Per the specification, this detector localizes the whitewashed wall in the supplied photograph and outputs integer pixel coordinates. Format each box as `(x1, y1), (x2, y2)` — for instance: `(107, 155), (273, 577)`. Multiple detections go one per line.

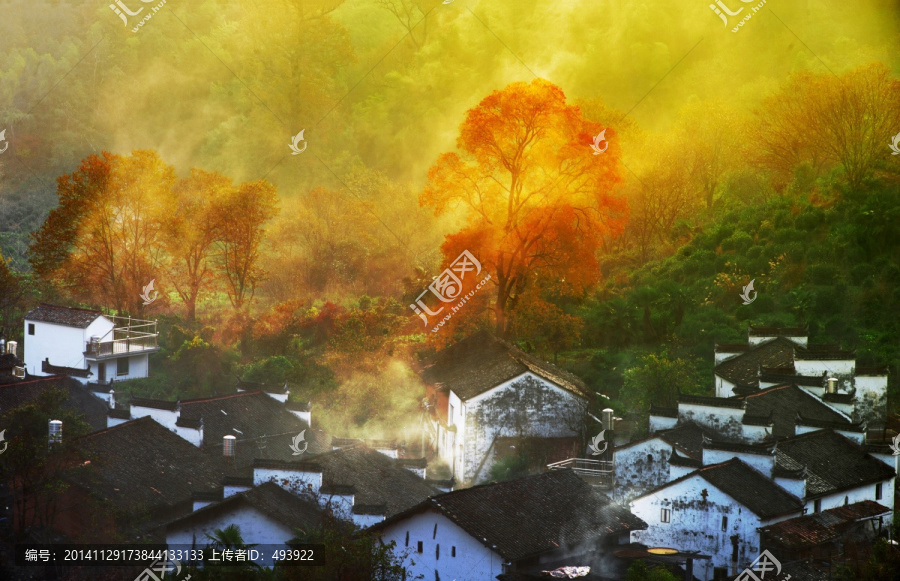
(378, 509), (506, 581)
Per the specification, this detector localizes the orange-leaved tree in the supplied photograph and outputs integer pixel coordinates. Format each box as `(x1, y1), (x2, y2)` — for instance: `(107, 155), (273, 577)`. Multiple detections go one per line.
(421, 79), (627, 338)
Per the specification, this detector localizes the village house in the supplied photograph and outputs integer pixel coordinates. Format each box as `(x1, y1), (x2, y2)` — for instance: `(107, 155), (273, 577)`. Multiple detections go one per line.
(371, 469), (646, 581)
(164, 482), (326, 567)
(714, 325), (887, 426)
(22, 303), (159, 385)
(759, 499), (891, 564)
(0, 374), (109, 432)
(420, 331), (590, 484)
(45, 416), (223, 542)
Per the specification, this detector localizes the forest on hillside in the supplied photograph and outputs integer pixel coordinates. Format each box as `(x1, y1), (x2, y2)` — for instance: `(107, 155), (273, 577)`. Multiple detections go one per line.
(1, 0), (899, 441)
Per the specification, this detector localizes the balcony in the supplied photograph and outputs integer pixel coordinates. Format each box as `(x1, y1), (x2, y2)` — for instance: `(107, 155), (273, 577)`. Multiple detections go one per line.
(547, 457), (615, 489)
(84, 315), (159, 360)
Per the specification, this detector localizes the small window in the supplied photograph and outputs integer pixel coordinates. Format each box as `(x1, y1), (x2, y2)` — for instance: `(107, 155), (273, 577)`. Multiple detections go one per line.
(814, 499), (821, 513)
(117, 357), (130, 376)
(28, 323), (35, 335)
(435, 544), (440, 560)
(451, 546), (456, 557)
(876, 483), (883, 500)
(844, 496), (849, 506)
(405, 531), (409, 547)
(721, 516), (728, 531)
(646, 454), (653, 464)
(661, 508), (671, 523)
(417, 541), (423, 554)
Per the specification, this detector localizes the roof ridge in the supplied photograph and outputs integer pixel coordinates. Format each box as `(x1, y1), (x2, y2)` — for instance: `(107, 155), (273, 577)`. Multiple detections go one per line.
(180, 390), (266, 405)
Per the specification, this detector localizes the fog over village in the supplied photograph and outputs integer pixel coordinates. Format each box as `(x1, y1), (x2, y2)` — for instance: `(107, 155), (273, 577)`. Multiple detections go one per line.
(1, 1), (900, 580)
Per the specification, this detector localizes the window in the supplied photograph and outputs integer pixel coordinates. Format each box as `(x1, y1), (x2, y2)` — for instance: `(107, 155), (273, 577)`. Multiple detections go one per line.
(646, 454), (653, 464)
(660, 508), (671, 523)
(117, 357), (130, 376)
(435, 544), (440, 560)
(417, 541), (423, 554)
(876, 483), (883, 500)
(814, 499), (821, 513)
(721, 516), (728, 531)
(451, 546), (456, 558)
(405, 531), (409, 547)
(844, 496), (849, 506)
(28, 323), (34, 335)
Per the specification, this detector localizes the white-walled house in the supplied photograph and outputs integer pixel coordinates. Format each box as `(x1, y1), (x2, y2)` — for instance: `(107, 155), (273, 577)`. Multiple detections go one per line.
(629, 458), (804, 581)
(421, 331), (589, 484)
(370, 470), (646, 581)
(713, 325), (888, 426)
(23, 304), (158, 385)
(165, 482), (324, 567)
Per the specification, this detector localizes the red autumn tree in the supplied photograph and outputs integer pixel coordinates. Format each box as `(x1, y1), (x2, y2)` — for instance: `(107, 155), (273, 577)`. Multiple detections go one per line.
(421, 79), (627, 338)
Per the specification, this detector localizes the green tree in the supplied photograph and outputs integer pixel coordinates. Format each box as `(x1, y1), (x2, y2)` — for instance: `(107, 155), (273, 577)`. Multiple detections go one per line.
(625, 560), (679, 581)
(622, 351), (704, 410)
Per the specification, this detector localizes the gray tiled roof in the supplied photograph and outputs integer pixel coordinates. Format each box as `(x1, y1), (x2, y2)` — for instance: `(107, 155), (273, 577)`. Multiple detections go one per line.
(24, 303), (103, 328)
(371, 470), (646, 561)
(739, 384), (851, 439)
(0, 375), (108, 431)
(775, 430), (896, 498)
(714, 337), (797, 387)
(420, 330), (589, 401)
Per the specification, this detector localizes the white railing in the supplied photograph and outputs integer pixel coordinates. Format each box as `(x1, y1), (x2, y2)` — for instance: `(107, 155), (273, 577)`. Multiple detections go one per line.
(547, 457), (615, 488)
(85, 316), (158, 357)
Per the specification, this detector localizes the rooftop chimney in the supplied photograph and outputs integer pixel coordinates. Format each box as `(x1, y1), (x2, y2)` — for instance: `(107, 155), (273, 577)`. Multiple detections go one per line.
(223, 435), (236, 457)
(49, 420), (62, 448)
(602, 408), (615, 432)
(826, 377), (838, 394)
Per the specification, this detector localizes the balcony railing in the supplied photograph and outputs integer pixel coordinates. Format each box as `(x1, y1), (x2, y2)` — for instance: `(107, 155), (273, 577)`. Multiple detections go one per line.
(84, 315), (159, 358)
(547, 457), (615, 488)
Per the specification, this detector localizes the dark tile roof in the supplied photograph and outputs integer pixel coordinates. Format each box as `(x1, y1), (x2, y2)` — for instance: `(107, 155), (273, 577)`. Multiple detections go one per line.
(715, 343), (751, 352)
(24, 303), (103, 328)
(637, 458), (803, 519)
(760, 500), (890, 550)
(714, 337), (798, 387)
(823, 392), (853, 404)
(797, 415), (864, 433)
(166, 481), (324, 534)
(694, 459), (803, 519)
(794, 346), (855, 360)
(179, 390), (312, 449)
(855, 366), (889, 376)
(738, 384), (851, 439)
(420, 330), (589, 401)
(0, 375), (108, 432)
(108, 407), (131, 420)
(703, 439), (775, 455)
(252, 446), (440, 519)
(759, 372), (825, 387)
(129, 397), (178, 411)
(775, 430), (896, 498)
(67, 417), (223, 530)
(657, 422), (721, 459)
(668, 452), (702, 468)
(371, 470), (646, 561)
(678, 394), (746, 410)
(42, 359), (92, 378)
(649, 404), (677, 418)
(748, 325), (808, 337)
(205, 427), (333, 478)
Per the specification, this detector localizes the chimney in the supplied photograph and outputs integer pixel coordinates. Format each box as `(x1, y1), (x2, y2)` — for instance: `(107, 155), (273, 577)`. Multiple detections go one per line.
(0, 336), (5, 354)
(7, 341), (17, 357)
(602, 408), (615, 432)
(223, 435), (236, 458)
(826, 377), (838, 394)
(49, 420), (63, 448)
